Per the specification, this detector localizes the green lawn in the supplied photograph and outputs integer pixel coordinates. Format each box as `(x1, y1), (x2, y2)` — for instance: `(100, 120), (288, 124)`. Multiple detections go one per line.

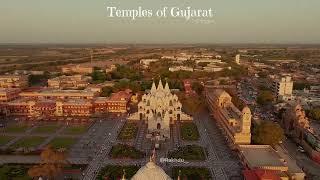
(11, 137), (46, 148)
(0, 136), (15, 146)
(48, 137), (76, 150)
(4, 125), (29, 133)
(172, 167), (211, 179)
(110, 144), (144, 159)
(97, 165), (140, 180)
(118, 123), (138, 140)
(63, 126), (87, 135)
(0, 165), (32, 180)
(168, 145), (206, 161)
(180, 122), (200, 141)
(32, 125), (60, 134)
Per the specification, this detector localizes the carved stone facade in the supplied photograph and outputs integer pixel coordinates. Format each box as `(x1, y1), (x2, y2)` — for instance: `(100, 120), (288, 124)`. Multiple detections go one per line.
(281, 104), (310, 139)
(129, 79), (192, 139)
(205, 88), (252, 145)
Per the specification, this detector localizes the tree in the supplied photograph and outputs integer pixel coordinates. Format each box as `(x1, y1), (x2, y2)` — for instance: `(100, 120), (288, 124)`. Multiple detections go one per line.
(28, 146), (68, 180)
(309, 108), (320, 121)
(28, 72), (50, 86)
(101, 86), (114, 97)
(91, 70), (107, 83)
(253, 121), (284, 147)
(192, 82), (204, 95)
(257, 90), (274, 105)
(293, 82), (310, 90)
(198, 62), (210, 67)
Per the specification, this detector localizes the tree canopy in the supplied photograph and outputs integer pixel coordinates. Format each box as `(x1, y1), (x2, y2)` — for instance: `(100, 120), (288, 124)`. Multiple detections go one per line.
(91, 70), (107, 84)
(309, 108), (320, 121)
(257, 90), (274, 105)
(192, 82), (204, 95)
(253, 121), (284, 147)
(28, 146), (67, 179)
(111, 65), (142, 81)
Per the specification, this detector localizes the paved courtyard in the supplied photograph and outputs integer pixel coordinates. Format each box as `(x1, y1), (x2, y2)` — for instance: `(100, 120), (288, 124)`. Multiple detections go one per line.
(0, 110), (243, 180)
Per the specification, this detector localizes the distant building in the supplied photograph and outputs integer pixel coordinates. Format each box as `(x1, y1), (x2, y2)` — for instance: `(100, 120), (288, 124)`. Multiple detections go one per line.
(19, 89), (98, 100)
(168, 66), (193, 72)
(105, 64), (117, 73)
(202, 63), (225, 72)
(272, 76), (293, 101)
(14, 70), (44, 75)
(195, 59), (222, 64)
(140, 59), (159, 69)
(205, 88), (252, 145)
(62, 64), (93, 74)
(1, 89), (132, 118)
(0, 88), (21, 102)
(0, 75), (29, 88)
(161, 55), (176, 60)
(48, 75), (91, 89)
(235, 54), (241, 65)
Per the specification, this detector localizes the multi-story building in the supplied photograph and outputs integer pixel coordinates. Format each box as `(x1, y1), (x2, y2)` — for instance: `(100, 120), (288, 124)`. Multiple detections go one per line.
(272, 76), (294, 101)
(62, 64), (93, 74)
(0, 88), (21, 102)
(58, 99), (93, 117)
(105, 89), (133, 113)
(140, 59), (159, 69)
(0, 86), (132, 117)
(48, 75), (91, 89)
(202, 63), (226, 72)
(105, 64), (117, 73)
(19, 89), (98, 100)
(195, 59), (222, 64)
(240, 145), (305, 180)
(205, 88), (252, 145)
(0, 75), (28, 88)
(235, 54), (241, 65)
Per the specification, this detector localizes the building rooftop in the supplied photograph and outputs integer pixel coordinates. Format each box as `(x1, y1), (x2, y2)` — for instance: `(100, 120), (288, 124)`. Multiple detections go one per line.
(239, 145), (287, 169)
(0, 88), (21, 93)
(109, 89), (132, 101)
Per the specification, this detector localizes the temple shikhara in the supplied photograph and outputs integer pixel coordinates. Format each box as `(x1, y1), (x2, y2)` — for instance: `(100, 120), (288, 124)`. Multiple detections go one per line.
(129, 79), (192, 140)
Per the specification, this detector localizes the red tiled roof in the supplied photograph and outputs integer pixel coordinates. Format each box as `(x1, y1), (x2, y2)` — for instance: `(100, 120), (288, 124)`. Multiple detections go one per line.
(243, 169), (281, 180)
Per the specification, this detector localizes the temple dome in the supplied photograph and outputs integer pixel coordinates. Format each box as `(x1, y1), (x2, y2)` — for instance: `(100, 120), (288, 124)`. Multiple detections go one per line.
(131, 161), (172, 180)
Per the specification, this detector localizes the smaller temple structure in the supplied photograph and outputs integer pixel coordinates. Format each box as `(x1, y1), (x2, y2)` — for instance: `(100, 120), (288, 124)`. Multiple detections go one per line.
(131, 149), (172, 180)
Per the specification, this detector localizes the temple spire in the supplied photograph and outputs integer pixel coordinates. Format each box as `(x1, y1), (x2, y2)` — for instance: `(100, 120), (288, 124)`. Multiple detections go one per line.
(151, 80), (156, 93)
(177, 170), (181, 180)
(164, 80), (170, 93)
(150, 148), (156, 163)
(121, 169), (126, 180)
(157, 78), (164, 90)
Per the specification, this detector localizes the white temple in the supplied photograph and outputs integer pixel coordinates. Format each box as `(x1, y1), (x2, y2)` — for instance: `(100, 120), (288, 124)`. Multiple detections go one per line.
(128, 79), (192, 139)
(122, 149), (172, 180)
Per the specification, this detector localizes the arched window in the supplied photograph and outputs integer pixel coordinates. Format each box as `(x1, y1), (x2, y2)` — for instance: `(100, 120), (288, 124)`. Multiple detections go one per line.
(157, 123), (161, 129)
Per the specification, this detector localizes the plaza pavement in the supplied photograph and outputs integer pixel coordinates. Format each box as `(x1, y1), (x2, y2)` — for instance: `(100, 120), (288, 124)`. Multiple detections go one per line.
(0, 110), (243, 180)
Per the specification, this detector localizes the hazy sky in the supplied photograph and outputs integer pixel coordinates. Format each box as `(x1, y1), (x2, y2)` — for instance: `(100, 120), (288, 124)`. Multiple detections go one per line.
(1, 0), (319, 44)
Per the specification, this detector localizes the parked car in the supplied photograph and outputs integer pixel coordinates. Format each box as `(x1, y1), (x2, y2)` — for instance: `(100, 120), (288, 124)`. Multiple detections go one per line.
(298, 146), (305, 153)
